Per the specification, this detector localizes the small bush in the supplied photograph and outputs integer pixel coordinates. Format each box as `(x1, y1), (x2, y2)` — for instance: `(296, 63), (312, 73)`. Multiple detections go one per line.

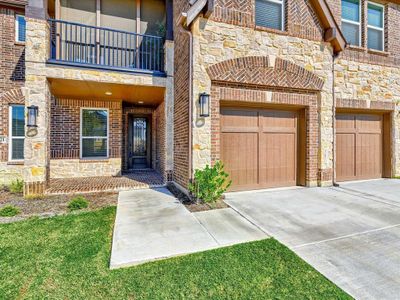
(68, 196), (89, 211)
(0, 205), (20, 217)
(189, 161), (232, 204)
(9, 179), (23, 194)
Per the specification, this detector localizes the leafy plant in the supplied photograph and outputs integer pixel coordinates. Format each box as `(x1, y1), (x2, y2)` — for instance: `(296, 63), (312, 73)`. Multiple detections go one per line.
(68, 196), (89, 211)
(0, 205), (20, 217)
(9, 179), (23, 194)
(189, 161), (232, 204)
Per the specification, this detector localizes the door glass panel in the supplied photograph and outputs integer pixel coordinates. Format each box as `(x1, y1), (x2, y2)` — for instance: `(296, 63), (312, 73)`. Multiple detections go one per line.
(133, 118), (147, 156)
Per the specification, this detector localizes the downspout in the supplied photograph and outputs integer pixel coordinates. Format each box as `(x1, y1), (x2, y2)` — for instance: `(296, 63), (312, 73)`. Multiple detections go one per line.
(178, 15), (194, 184)
(332, 51), (339, 187)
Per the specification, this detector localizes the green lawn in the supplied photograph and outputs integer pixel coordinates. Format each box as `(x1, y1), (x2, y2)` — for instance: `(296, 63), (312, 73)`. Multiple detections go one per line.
(0, 207), (351, 299)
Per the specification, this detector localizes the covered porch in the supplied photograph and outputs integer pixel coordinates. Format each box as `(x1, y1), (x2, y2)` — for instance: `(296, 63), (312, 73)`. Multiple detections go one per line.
(45, 77), (173, 193)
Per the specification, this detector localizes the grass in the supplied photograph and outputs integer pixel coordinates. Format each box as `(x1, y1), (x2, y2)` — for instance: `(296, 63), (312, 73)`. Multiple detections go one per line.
(0, 207), (351, 299)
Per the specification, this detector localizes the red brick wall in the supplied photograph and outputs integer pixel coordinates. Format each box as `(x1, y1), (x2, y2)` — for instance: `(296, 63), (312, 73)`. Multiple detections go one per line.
(0, 5), (25, 162)
(211, 0), (324, 41)
(173, 0), (191, 187)
(50, 98), (122, 159)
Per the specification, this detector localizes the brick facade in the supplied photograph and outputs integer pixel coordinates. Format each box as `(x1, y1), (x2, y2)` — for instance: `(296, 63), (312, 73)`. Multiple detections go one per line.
(0, 5), (25, 163)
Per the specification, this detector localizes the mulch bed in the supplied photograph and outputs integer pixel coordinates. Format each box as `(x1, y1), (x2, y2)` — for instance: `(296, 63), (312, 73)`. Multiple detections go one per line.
(0, 187), (118, 224)
(167, 183), (228, 213)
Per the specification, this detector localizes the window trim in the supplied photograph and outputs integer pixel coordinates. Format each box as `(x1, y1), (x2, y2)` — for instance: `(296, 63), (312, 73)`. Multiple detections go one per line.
(255, 0), (286, 32)
(80, 107), (109, 160)
(367, 1), (385, 51)
(341, 0), (362, 46)
(15, 14), (26, 43)
(8, 105), (25, 162)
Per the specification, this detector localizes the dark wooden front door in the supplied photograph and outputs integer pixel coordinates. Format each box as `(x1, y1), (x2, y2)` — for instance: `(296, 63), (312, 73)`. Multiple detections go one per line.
(129, 116), (151, 169)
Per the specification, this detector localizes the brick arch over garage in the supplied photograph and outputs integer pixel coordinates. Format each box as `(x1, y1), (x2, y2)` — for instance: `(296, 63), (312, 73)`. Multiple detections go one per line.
(0, 88), (25, 162)
(207, 56), (327, 187)
(206, 56), (325, 91)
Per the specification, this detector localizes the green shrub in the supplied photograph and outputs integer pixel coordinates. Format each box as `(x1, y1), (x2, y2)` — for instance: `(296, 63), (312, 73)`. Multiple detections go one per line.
(189, 161), (232, 204)
(9, 179), (23, 194)
(67, 196), (89, 211)
(0, 205), (20, 217)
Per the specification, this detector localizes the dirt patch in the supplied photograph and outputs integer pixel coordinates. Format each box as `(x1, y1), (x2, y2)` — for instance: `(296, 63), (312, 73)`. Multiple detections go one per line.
(167, 183), (228, 213)
(0, 188), (118, 224)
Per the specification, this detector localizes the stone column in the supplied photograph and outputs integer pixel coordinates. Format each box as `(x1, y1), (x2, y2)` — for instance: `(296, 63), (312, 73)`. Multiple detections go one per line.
(24, 1), (50, 195)
(164, 40), (174, 179)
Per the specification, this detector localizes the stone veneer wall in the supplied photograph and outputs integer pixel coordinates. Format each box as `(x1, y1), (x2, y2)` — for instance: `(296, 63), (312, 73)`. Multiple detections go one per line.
(49, 98), (122, 178)
(334, 58), (400, 176)
(191, 17), (334, 185)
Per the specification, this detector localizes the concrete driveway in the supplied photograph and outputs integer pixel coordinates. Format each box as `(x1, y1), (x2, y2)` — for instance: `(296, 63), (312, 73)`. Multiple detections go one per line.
(225, 179), (400, 300)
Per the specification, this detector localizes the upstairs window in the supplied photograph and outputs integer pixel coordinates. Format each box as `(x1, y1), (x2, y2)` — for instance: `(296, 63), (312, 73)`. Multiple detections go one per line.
(367, 2), (384, 51)
(9, 105), (25, 161)
(341, 0), (361, 46)
(81, 109), (108, 159)
(255, 0), (285, 31)
(15, 14), (26, 42)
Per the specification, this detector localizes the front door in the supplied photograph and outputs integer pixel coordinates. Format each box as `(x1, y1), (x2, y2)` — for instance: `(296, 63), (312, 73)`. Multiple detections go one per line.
(129, 116), (151, 169)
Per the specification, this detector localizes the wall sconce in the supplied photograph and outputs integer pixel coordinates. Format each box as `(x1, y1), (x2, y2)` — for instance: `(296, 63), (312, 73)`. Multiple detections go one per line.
(27, 105), (39, 127)
(199, 92), (210, 117)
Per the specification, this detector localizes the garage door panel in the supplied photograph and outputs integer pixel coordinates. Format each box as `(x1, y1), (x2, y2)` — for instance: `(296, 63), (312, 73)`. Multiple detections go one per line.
(262, 110), (296, 130)
(336, 133), (356, 180)
(260, 133), (296, 187)
(336, 113), (383, 182)
(221, 132), (258, 189)
(357, 133), (382, 178)
(221, 107), (298, 190)
(221, 109), (258, 129)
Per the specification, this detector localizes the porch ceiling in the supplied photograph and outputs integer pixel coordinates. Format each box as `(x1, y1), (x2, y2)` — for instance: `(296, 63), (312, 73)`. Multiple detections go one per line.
(48, 78), (165, 106)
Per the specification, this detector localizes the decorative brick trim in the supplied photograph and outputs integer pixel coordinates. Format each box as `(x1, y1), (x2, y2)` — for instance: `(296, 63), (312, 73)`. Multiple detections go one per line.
(206, 56), (324, 91)
(336, 98), (396, 111)
(211, 85), (320, 186)
(0, 87), (25, 162)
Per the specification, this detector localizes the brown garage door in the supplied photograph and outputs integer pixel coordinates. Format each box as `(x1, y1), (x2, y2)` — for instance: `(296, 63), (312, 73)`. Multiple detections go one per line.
(220, 107), (297, 191)
(336, 113), (383, 181)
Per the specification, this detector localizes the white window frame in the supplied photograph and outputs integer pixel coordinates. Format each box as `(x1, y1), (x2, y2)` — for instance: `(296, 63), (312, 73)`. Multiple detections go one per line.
(15, 14), (26, 43)
(80, 107), (109, 159)
(255, 0), (285, 31)
(341, 0), (362, 46)
(8, 105), (25, 162)
(367, 1), (385, 51)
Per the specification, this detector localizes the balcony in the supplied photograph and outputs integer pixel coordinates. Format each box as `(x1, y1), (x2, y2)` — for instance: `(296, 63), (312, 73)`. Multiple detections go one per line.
(48, 19), (165, 75)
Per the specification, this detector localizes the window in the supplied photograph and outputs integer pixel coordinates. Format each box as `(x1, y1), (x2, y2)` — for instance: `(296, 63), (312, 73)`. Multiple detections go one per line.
(81, 108), (108, 158)
(368, 2), (384, 51)
(15, 14), (26, 42)
(9, 105), (25, 161)
(255, 0), (285, 31)
(341, 0), (361, 46)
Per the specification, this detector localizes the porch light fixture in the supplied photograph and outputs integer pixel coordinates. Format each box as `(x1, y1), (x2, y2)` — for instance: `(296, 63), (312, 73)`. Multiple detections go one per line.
(27, 105), (38, 127)
(199, 92), (210, 117)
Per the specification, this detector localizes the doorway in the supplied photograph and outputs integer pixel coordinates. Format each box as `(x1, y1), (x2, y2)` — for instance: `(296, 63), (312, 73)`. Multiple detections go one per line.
(128, 115), (151, 169)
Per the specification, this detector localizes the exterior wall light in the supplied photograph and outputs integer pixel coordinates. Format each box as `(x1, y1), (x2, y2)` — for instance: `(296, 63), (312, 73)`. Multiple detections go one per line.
(27, 105), (39, 127)
(199, 92), (210, 117)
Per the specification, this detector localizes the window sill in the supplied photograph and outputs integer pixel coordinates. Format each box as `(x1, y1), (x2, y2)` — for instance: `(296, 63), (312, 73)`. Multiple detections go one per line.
(79, 158), (109, 163)
(7, 161), (24, 165)
(346, 45), (366, 52)
(367, 49), (389, 56)
(254, 25), (288, 36)
(14, 41), (25, 46)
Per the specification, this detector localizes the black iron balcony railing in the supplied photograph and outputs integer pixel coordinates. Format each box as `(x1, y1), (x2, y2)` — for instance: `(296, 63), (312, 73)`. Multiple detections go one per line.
(48, 19), (165, 74)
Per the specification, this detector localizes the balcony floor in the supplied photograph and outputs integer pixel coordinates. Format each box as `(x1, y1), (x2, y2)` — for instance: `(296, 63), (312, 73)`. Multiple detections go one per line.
(46, 170), (165, 194)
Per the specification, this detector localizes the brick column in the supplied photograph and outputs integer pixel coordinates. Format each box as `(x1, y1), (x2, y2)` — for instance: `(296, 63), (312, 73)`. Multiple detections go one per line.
(164, 40), (174, 178)
(24, 2), (50, 195)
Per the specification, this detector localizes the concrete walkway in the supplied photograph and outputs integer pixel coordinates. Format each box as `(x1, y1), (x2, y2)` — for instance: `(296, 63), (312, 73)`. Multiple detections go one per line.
(225, 179), (400, 300)
(110, 188), (267, 268)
